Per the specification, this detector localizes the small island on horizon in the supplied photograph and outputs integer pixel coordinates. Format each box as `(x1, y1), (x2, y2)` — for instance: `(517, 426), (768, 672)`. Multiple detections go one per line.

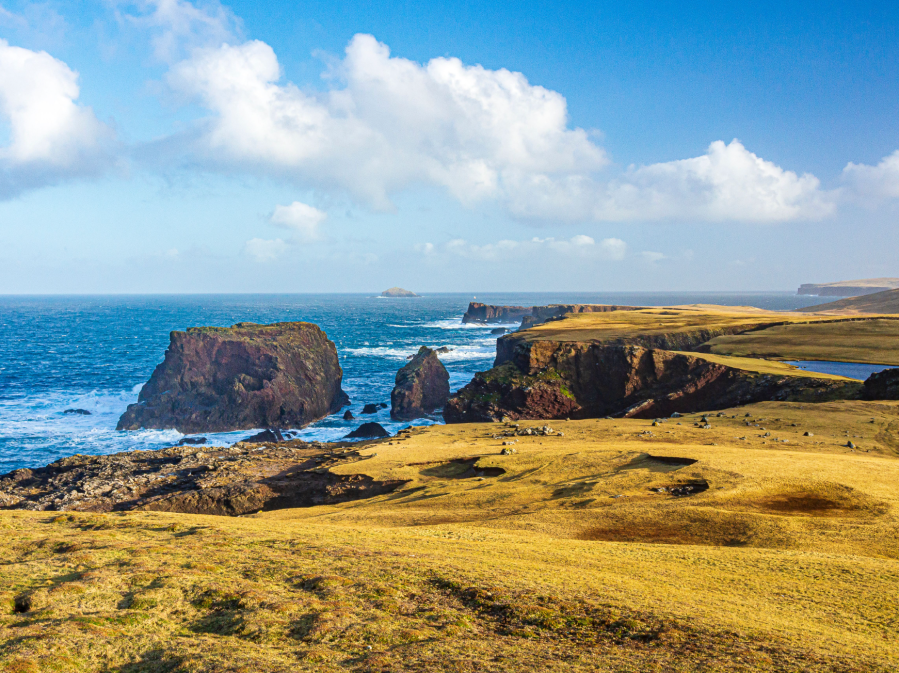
(380, 287), (420, 297)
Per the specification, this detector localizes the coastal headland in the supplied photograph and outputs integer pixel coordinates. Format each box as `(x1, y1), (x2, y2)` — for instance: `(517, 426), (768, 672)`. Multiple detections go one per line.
(2, 302), (899, 671)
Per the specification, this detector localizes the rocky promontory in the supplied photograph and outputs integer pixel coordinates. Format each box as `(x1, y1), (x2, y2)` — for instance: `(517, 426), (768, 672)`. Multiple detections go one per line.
(117, 322), (349, 433)
(391, 346), (450, 420)
(445, 307), (874, 422)
(798, 278), (899, 297)
(461, 302), (532, 324)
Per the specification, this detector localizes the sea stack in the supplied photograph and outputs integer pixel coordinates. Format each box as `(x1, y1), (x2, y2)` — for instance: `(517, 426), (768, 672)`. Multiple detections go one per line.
(390, 346), (450, 420)
(117, 322), (349, 433)
(381, 287), (419, 297)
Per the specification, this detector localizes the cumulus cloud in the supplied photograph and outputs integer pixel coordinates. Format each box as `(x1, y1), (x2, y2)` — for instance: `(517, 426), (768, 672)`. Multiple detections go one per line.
(841, 150), (899, 200)
(114, 0), (241, 62)
(0, 39), (115, 199)
(429, 235), (627, 262)
(506, 140), (833, 222)
(243, 237), (287, 262)
(163, 33), (607, 210)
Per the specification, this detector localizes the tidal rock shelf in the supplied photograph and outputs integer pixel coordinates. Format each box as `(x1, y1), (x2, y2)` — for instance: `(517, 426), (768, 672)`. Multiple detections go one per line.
(0, 440), (405, 516)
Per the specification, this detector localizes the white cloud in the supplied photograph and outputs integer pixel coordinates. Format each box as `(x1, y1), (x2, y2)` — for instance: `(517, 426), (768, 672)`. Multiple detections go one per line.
(0, 39), (115, 199)
(640, 251), (666, 263)
(163, 33), (607, 210)
(437, 235), (626, 262)
(270, 201), (326, 241)
(841, 150), (899, 200)
(507, 140), (833, 222)
(155, 28), (834, 223)
(115, 0), (240, 62)
(243, 237), (287, 262)
(414, 242), (435, 255)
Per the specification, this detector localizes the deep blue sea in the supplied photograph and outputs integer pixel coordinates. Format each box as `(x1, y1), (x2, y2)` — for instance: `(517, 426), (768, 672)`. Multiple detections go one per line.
(0, 292), (832, 473)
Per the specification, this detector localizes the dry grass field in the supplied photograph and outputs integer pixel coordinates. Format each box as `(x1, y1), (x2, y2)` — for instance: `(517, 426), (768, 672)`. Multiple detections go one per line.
(2, 400), (898, 672)
(704, 318), (899, 365)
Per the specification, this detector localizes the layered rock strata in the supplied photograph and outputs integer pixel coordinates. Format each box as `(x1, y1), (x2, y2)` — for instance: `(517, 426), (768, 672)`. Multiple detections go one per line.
(0, 440), (404, 516)
(117, 322), (349, 433)
(445, 343), (859, 422)
(391, 346), (450, 420)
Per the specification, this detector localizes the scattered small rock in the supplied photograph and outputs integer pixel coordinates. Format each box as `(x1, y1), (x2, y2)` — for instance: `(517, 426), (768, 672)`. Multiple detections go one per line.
(343, 410), (355, 420)
(63, 409), (91, 415)
(803, 431), (813, 437)
(176, 437), (207, 446)
(361, 404), (379, 414)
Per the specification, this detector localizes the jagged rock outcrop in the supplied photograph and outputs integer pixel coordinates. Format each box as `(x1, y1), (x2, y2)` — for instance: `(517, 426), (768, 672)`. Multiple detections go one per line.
(862, 368), (899, 399)
(462, 302), (532, 324)
(0, 440), (404, 515)
(391, 346), (450, 420)
(117, 322), (349, 433)
(445, 343), (861, 422)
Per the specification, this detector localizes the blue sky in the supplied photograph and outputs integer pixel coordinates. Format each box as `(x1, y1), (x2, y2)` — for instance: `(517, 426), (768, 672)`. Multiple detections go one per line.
(1, 0), (898, 293)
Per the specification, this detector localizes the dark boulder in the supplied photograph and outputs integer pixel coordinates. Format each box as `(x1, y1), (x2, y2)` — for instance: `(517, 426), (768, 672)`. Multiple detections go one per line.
(863, 368), (899, 399)
(345, 422), (391, 439)
(361, 404), (379, 414)
(176, 437), (207, 446)
(435, 346), (453, 354)
(116, 322), (349, 433)
(63, 409), (91, 415)
(243, 429), (284, 443)
(491, 328), (507, 335)
(391, 346), (450, 420)
(343, 410), (355, 420)
(379, 402), (388, 408)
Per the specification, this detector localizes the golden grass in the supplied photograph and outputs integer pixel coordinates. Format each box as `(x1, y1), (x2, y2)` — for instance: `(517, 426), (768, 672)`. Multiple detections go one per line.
(675, 351), (855, 378)
(705, 318), (899, 365)
(2, 401), (899, 671)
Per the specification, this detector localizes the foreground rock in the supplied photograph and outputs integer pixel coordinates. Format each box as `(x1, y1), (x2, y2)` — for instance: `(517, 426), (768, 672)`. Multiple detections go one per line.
(0, 440), (404, 515)
(117, 322), (349, 433)
(391, 346), (450, 420)
(345, 422), (391, 439)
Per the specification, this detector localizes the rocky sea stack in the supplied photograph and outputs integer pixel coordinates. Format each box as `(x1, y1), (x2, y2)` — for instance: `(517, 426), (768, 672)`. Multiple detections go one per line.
(381, 287), (419, 297)
(117, 322), (349, 433)
(391, 346), (450, 420)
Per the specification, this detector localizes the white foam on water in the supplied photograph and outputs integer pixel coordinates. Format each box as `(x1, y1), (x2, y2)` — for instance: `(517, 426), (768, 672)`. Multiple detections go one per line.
(345, 341), (495, 362)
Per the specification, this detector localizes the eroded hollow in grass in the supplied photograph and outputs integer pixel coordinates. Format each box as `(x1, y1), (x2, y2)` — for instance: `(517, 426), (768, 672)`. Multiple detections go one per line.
(619, 454), (698, 473)
(578, 517), (752, 547)
(751, 492), (862, 517)
(419, 458), (506, 479)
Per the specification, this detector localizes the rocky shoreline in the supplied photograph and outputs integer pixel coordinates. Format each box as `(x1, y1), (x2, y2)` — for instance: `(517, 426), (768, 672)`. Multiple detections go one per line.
(0, 437), (407, 515)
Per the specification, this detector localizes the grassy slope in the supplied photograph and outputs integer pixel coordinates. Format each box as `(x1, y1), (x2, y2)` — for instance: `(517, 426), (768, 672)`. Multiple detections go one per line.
(675, 352), (854, 378)
(2, 400), (898, 672)
(704, 319), (899, 365)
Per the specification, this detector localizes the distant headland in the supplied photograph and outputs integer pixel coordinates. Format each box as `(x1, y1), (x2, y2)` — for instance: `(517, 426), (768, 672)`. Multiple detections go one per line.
(380, 287), (420, 297)
(798, 277), (899, 296)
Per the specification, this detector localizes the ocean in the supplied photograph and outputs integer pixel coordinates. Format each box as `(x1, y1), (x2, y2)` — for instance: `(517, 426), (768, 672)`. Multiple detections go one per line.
(0, 292), (831, 474)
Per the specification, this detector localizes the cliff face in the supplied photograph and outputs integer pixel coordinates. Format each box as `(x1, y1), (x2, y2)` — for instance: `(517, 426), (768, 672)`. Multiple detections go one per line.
(391, 346), (450, 420)
(445, 342), (860, 422)
(461, 302), (532, 324)
(117, 322), (349, 433)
